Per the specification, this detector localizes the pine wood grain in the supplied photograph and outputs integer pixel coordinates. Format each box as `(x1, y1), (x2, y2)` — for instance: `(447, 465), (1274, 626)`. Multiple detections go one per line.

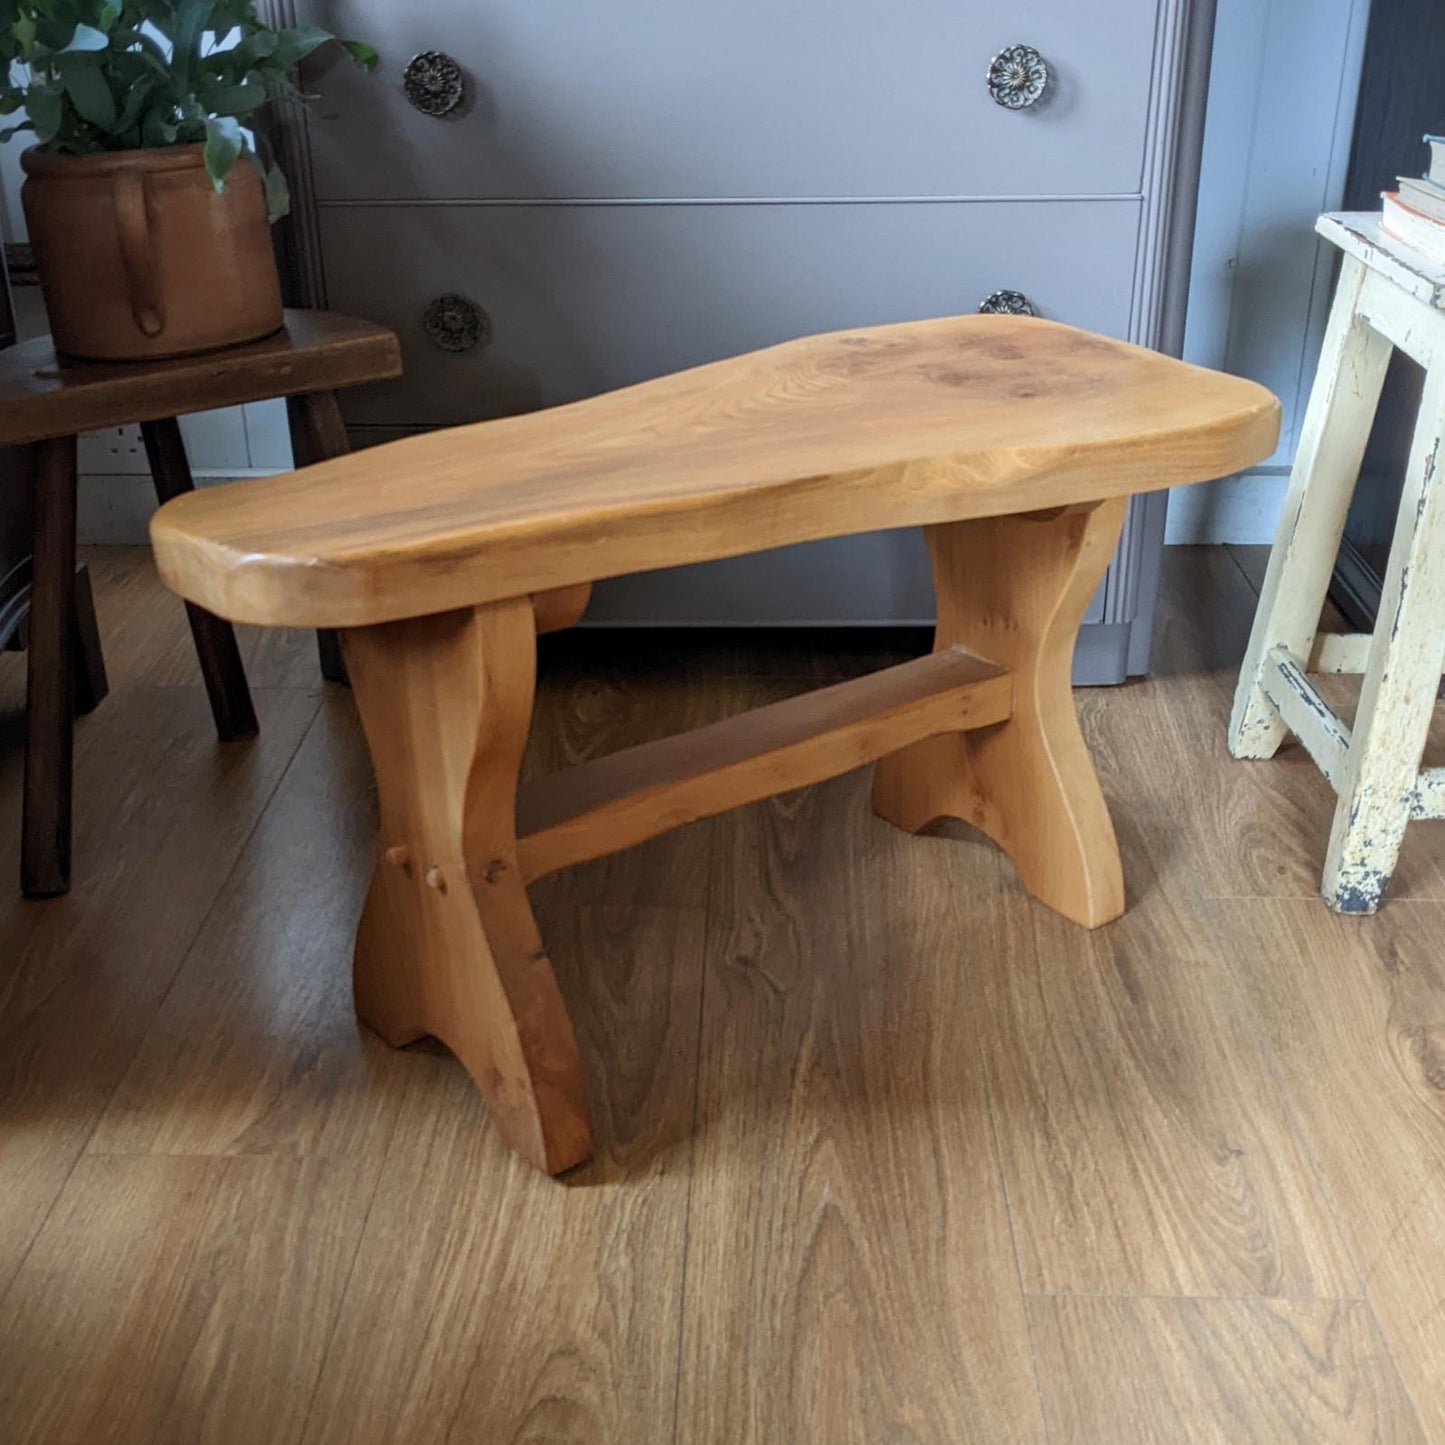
(874, 499), (1126, 927)
(1028, 1296), (1425, 1444)
(526, 637), (721, 909)
(518, 645), (1011, 884)
(149, 317), (1279, 627)
(343, 602), (593, 1175)
(677, 699), (1046, 1444)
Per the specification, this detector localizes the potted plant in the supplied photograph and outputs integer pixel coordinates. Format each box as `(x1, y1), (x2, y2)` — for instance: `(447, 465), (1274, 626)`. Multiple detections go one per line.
(0, 1), (374, 360)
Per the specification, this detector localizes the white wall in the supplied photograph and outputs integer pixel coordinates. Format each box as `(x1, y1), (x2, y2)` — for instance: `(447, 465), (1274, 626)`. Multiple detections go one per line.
(1170, 0), (1372, 542)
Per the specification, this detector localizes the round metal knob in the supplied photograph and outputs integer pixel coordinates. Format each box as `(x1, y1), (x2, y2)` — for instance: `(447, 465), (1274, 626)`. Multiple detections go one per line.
(986, 45), (1049, 109)
(403, 50), (465, 117)
(978, 290), (1038, 317)
(423, 294), (491, 352)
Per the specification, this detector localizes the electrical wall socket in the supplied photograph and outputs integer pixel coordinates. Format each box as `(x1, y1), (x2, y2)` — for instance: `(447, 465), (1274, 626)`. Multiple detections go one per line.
(77, 424), (150, 475)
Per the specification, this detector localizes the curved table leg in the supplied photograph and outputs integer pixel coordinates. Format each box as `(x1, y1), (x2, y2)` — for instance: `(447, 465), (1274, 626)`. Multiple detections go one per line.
(873, 498), (1127, 928)
(342, 599), (592, 1175)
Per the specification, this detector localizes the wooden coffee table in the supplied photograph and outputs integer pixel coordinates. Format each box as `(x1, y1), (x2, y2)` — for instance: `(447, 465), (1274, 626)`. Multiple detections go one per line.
(150, 315), (1278, 1174)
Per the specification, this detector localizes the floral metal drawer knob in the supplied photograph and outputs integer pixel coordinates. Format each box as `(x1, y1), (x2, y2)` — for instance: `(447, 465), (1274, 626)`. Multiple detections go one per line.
(986, 45), (1049, 110)
(403, 50), (465, 117)
(978, 290), (1039, 317)
(423, 294), (491, 352)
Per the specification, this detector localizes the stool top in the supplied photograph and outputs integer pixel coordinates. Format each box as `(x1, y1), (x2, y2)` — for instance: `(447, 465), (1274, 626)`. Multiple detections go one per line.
(0, 309), (400, 447)
(152, 315), (1280, 629)
(1319, 213), (1445, 310)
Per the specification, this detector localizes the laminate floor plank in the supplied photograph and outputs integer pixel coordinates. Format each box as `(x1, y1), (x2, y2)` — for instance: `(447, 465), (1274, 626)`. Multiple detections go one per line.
(4, 547), (1445, 1442)
(1028, 1295), (1426, 1445)
(85, 692), (403, 1159)
(974, 882), (1356, 1299)
(677, 681), (1045, 1445)
(1138, 547), (1445, 902)
(1209, 896), (1445, 1441)
(299, 901), (704, 1445)
(0, 1152), (379, 1445)
(81, 546), (322, 692)
(1226, 541), (1271, 595)
(0, 683), (317, 1294)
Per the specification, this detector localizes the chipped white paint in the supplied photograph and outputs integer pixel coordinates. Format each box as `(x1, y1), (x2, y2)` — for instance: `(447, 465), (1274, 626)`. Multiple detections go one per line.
(1259, 647), (1351, 791)
(1319, 212), (1445, 311)
(1307, 631), (1373, 673)
(1409, 769), (1445, 820)
(1229, 252), (1393, 760)
(1355, 265), (1445, 371)
(1231, 215), (1445, 914)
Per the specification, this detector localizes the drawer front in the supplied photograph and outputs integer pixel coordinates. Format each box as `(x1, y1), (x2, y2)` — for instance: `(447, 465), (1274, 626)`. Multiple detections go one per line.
(319, 197), (1143, 430)
(300, 0), (1162, 200)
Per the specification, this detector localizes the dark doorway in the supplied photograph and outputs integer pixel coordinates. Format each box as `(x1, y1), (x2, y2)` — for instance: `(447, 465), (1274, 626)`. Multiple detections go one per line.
(1332, 0), (1445, 625)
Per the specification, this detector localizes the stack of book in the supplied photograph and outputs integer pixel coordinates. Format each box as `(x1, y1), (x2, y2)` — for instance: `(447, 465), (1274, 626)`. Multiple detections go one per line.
(1382, 135), (1445, 265)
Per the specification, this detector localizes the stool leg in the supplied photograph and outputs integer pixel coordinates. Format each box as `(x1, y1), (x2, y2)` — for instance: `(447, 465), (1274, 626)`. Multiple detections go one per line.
(341, 598), (592, 1175)
(285, 391), (351, 685)
(22, 436), (77, 898)
(71, 563), (109, 717)
(873, 497), (1127, 928)
(1230, 255), (1392, 760)
(1322, 365), (1445, 913)
(141, 419), (258, 741)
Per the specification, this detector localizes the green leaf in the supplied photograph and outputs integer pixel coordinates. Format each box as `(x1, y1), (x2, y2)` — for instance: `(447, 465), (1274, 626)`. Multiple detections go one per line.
(342, 40), (377, 71)
(58, 22), (109, 53)
(0, 119), (34, 142)
(259, 154), (288, 220)
(198, 79), (266, 116)
(2, 0), (373, 177)
(140, 101), (179, 146)
(226, 29), (277, 67)
(23, 80), (62, 143)
(56, 52), (118, 129)
(169, 0), (217, 83)
(268, 25), (335, 69)
(201, 111), (242, 189)
(110, 68), (158, 134)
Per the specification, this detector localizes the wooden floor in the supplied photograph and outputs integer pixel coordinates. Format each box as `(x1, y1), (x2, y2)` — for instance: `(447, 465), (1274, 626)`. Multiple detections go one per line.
(1, 545), (1443, 1444)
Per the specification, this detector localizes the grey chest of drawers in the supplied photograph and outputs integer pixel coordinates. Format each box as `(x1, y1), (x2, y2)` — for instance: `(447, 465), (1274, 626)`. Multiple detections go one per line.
(264, 0), (1218, 680)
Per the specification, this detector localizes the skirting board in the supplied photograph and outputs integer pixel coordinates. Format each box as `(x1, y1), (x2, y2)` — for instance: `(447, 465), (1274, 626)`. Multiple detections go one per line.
(1165, 468), (1291, 544)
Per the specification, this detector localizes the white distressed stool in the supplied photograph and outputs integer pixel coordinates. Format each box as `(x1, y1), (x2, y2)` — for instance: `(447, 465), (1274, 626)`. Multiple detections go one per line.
(1231, 212), (1445, 913)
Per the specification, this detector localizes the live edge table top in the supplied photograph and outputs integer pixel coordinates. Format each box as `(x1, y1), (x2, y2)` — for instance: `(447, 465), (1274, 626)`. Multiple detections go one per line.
(150, 315), (1280, 630)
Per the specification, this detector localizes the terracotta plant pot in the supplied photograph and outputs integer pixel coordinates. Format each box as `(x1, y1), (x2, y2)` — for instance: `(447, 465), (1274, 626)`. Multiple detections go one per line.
(20, 144), (284, 362)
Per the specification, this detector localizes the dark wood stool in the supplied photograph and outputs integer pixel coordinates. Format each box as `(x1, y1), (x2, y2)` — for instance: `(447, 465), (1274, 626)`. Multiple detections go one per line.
(0, 310), (401, 897)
